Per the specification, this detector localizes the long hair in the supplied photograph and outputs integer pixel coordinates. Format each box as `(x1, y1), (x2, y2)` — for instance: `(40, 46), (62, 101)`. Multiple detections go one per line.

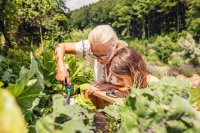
(110, 47), (148, 88)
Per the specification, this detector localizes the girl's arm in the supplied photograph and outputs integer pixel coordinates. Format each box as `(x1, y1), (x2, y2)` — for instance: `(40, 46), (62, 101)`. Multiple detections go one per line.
(87, 83), (129, 95)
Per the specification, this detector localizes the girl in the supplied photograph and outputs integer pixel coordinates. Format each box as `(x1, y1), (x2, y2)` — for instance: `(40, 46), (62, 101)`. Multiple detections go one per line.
(110, 47), (148, 89)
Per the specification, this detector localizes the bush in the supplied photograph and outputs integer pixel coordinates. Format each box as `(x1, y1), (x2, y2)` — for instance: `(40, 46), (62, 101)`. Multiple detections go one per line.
(195, 67), (200, 75)
(0, 45), (9, 56)
(152, 35), (177, 64)
(146, 63), (168, 78)
(0, 48), (30, 85)
(179, 65), (195, 77)
(144, 49), (162, 65)
(129, 39), (162, 64)
(168, 52), (184, 67)
(128, 39), (148, 55)
(119, 78), (200, 132)
(65, 28), (92, 42)
(178, 33), (200, 66)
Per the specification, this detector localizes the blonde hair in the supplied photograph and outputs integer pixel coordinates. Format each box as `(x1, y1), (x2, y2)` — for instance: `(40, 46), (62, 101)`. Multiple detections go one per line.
(88, 25), (118, 50)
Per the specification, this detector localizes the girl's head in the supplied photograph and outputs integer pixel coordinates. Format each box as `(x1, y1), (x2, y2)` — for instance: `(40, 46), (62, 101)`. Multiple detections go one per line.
(110, 47), (148, 88)
(88, 25), (118, 64)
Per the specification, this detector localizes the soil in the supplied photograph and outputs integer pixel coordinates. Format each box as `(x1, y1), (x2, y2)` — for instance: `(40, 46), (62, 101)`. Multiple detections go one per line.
(93, 112), (111, 133)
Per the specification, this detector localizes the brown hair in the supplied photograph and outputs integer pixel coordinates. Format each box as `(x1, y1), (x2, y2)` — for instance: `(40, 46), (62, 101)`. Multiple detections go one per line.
(110, 47), (148, 88)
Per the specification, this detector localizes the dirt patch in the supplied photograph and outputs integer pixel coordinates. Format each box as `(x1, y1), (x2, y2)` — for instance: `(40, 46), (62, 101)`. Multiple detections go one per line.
(93, 112), (111, 133)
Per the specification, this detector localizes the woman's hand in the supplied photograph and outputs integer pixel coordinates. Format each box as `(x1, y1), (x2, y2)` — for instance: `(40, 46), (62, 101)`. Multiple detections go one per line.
(55, 43), (76, 85)
(56, 65), (71, 85)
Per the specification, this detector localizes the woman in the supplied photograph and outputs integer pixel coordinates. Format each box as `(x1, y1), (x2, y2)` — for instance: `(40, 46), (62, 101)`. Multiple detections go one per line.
(55, 25), (128, 89)
(55, 25), (147, 108)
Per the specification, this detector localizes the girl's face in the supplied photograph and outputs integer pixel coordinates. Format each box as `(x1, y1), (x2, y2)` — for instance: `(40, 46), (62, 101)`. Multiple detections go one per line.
(112, 73), (132, 88)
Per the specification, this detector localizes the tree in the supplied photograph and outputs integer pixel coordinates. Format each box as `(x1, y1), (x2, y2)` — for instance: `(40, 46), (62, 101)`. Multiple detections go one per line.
(109, 2), (133, 39)
(19, 0), (68, 50)
(0, 0), (22, 48)
(186, 0), (200, 42)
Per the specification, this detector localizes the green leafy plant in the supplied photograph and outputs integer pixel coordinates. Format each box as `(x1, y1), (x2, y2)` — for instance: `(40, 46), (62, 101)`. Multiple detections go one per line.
(180, 69), (194, 77)
(98, 77), (200, 132)
(35, 94), (94, 133)
(5, 53), (44, 123)
(0, 48), (30, 85)
(179, 65), (195, 77)
(195, 67), (200, 75)
(73, 83), (96, 110)
(152, 36), (177, 64)
(168, 52), (184, 67)
(35, 49), (94, 110)
(0, 89), (28, 133)
(99, 104), (121, 132)
(178, 33), (200, 66)
(118, 78), (200, 132)
(189, 88), (200, 111)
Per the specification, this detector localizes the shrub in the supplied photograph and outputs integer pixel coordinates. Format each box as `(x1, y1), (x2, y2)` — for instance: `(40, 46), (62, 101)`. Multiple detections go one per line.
(195, 67), (200, 75)
(65, 28), (92, 42)
(152, 35), (177, 64)
(168, 52), (184, 67)
(128, 39), (148, 55)
(178, 33), (200, 66)
(179, 65), (195, 77)
(119, 78), (200, 132)
(0, 48), (30, 85)
(146, 63), (168, 78)
(144, 54), (161, 65)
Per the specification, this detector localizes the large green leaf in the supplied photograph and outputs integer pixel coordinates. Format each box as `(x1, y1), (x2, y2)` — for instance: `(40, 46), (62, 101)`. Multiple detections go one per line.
(6, 53), (44, 113)
(149, 77), (190, 104)
(52, 94), (88, 119)
(0, 81), (3, 87)
(189, 88), (200, 111)
(73, 83), (96, 110)
(0, 89), (27, 133)
(36, 94), (94, 133)
(61, 119), (93, 133)
(119, 77), (200, 132)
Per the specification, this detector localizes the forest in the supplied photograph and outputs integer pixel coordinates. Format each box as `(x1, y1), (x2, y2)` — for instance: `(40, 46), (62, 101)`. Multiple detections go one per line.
(0, 0), (200, 133)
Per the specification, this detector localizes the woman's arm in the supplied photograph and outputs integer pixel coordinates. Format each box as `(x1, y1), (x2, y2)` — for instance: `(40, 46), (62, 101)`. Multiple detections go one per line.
(55, 43), (76, 85)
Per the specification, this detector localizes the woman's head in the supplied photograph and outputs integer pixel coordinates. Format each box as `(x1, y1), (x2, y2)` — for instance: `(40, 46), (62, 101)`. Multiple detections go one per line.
(88, 25), (118, 64)
(110, 47), (148, 88)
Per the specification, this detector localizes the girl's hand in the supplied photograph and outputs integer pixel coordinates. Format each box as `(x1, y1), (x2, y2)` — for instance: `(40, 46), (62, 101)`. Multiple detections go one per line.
(86, 85), (99, 95)
(86, 83), (126, 95)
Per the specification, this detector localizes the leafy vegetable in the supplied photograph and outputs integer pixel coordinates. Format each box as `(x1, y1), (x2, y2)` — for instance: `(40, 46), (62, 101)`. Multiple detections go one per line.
(74, 83), (96, 110)
(189, 88), (200, 111)
(0, 89), (27, 133)
(6, 53), (44, 114)
(36, 94), (94, 133)
(98, 77), (200, 132)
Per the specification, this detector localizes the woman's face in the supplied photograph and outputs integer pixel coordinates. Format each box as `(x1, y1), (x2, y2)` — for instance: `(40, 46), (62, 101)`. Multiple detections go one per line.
(112, 73), (132, 88)
(91, 44), (115, 65)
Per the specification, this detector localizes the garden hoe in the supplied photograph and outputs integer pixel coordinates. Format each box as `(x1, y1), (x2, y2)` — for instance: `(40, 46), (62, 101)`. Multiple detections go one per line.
(64, 69), (75, 105)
